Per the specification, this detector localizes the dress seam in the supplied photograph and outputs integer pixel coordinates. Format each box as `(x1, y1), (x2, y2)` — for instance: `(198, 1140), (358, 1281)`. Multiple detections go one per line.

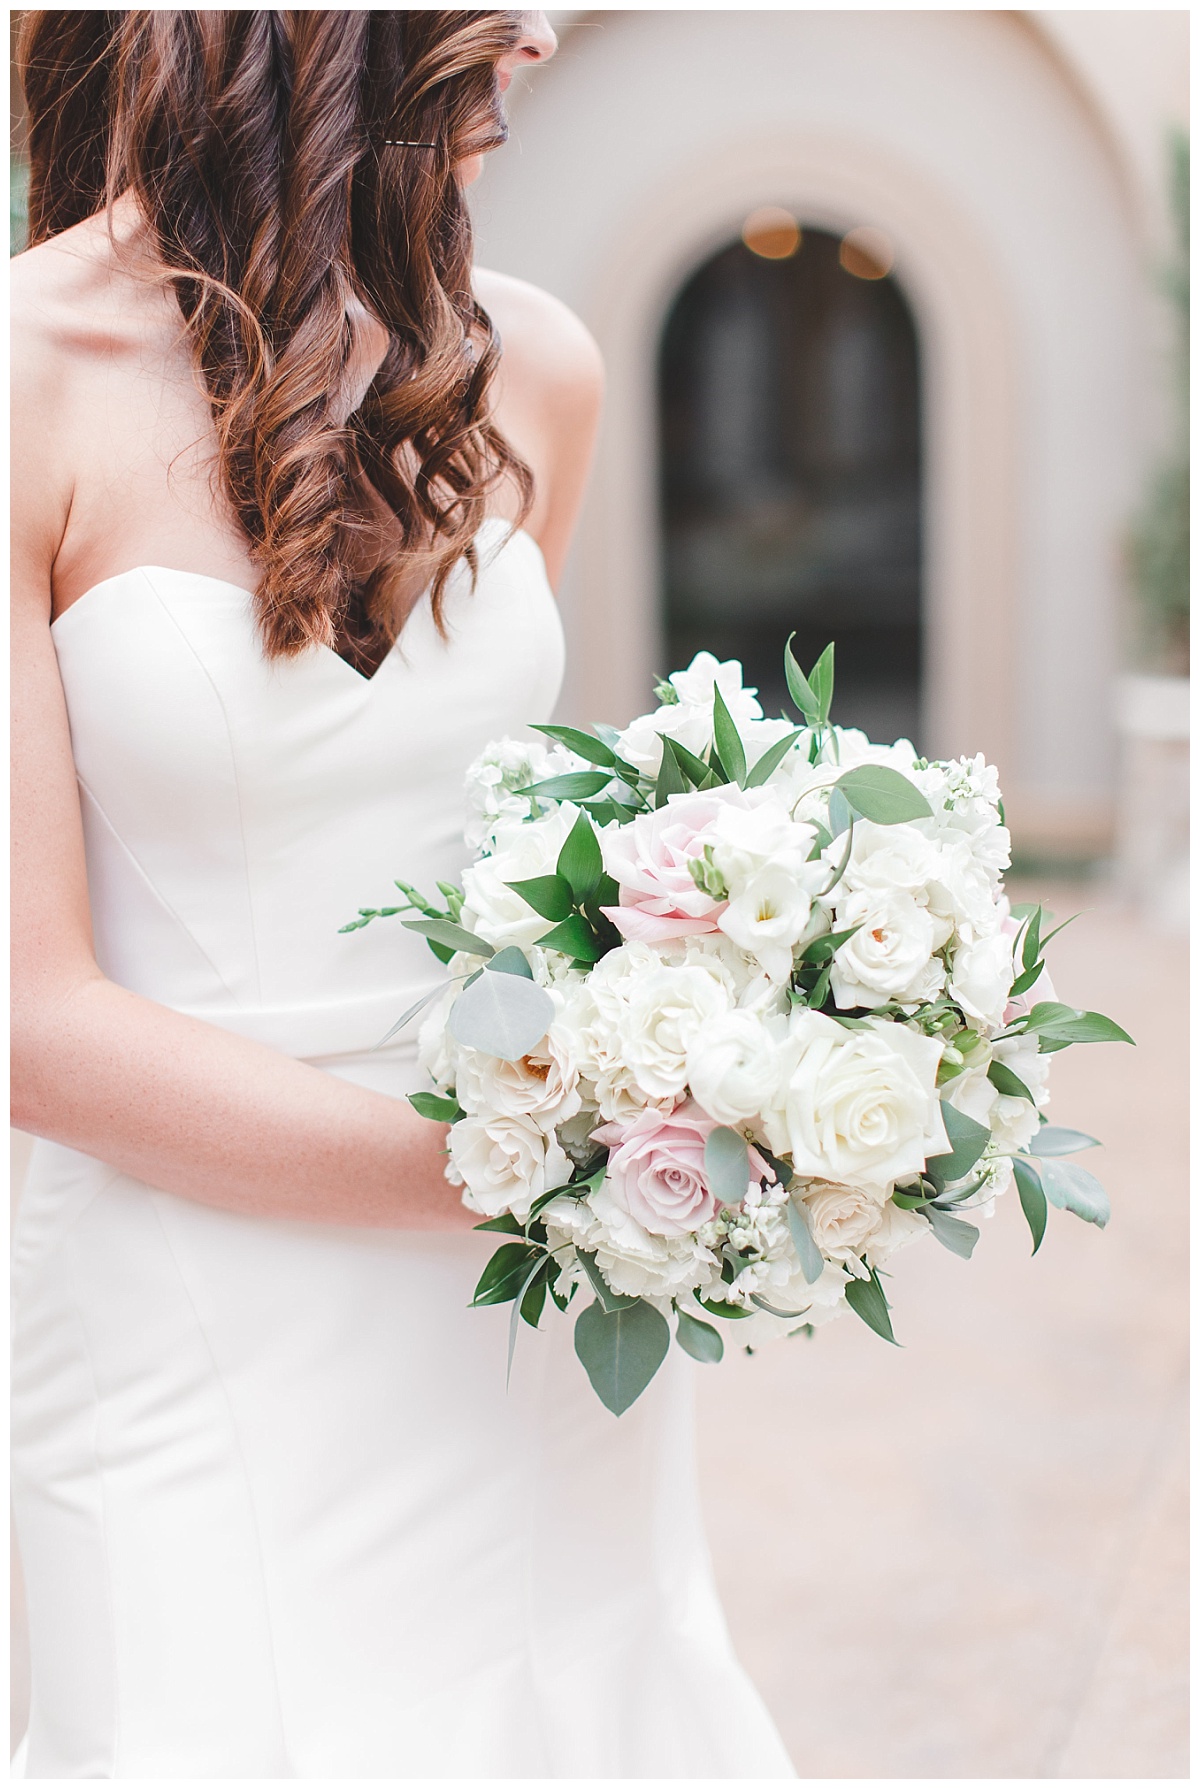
(147, 1195), (294, 1772)
(137, 569), (265, 1003)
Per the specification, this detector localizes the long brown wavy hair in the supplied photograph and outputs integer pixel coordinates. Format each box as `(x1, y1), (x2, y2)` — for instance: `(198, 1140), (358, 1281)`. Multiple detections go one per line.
(18, 10), (534, 669)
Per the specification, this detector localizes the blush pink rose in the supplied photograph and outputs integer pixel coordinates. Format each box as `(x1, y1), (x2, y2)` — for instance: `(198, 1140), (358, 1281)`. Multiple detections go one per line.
(592, 1101), (770, 1237)
(599, 791), (732, 944)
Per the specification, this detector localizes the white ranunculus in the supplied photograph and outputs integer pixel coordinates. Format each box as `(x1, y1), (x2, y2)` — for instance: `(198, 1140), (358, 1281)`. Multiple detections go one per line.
(948, 932), (1014, 1027)
(455, 1015), (582, 1127)
(796, 1179), (889, 1268)
(617, 961), (733, 1101)
(446, 1111), (571, 1221)
(764, 1011), (947, 1192)
(828, 887), (943, 1009)
(686, 1009), (786, 1126)
(718, 864), (818, 982)
(459, 804), (582, 950)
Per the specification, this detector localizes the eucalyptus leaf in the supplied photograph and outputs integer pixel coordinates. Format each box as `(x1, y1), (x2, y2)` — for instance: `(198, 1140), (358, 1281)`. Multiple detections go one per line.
(835, 764), (932, 824)
(786, 1195), (826, 1284)
(704, 1126), (750, 1205)
(1027, 1125), (1100, 1156)
(573, 1297), (670, 1415)
(402, 916), (494, 958)
(487, 945), (534, 979)
(373, 979), (459, 1047)
(1012, 1156), (1048, 1254)
(924, 1204), (980, 1259)
(827, 786), (854, 839)
(448, 968), (555, 1060)
(1036, 1157), (1111, 1228)
(697, 1294), (752, 1320)
(750, 1292), (812, 1319)
(674, 1307), (724, 1364)
(844, 1266), (897, 1344)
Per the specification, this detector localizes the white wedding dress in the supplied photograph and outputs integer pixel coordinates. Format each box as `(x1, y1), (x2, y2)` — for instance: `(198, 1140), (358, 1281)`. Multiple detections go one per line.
(11, 518), (795, 1779)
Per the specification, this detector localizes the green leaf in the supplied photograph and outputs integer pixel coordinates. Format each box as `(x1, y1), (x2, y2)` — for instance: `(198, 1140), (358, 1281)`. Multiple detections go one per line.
(654, 736), (689, 806)
(844, 1266), (897, 1344)
(407, 1091), (463, 1123)
(530, 723), (616, 768)
(375, 979), (461, 1046)
(745, 727), (806, 787)
(712, 684), (747, 787)
(750, 1292), (812, 1319)
(1027, 1125), (1100, 1156)
(987, 1060), (1036, 1103)
(1012, 1156), (1048, 1253)
(696, 1295), (752, 1320)
(575, 1248), (638, 1312)
(798, 924), (861, 964)
(827, 786), (854, 839)
(674, 1307), (724, 1364)
(1021, 906), (1043, 975)
(556, 811), (603, 903)
(517, 770), (614, 801)
(1037, 1156), (1111, 1228)
(808, 641), (835, 725)
(784, 633), (821, 721)
(834, 764), (932, 824)
(506, 875), (574, 922)
(924, 1204), (980, 1259)
(704, 1126), (750, 1205)
(448, 969), (555, 1060)
(926, 1101), (991, 1190)
(1025, 1004), (1134, 1047)
(519, 1261), (550, 1329)
(536, 914), (604, 962)
(663, 734), (716, 789)
(486, 945), (534, 979)
(473, 1211), (525, 1235)
(401, 916), (494, 958)
(506, 1254), (549, 1386)
(1007, 959), (1045, 999)
(786, 1196), (826, 1284)
(573, 1297), (671, 1414)
(471, 1241), (542, 1307)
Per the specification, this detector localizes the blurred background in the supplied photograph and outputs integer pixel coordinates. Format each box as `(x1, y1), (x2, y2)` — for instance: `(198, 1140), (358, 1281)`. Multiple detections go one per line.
(10, 8), (1189, 1775)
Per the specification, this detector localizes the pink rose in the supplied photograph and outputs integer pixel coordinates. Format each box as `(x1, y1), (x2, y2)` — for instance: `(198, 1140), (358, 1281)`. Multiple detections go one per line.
(599, 791), (731, 944)
(592, 1102), (769, 1237)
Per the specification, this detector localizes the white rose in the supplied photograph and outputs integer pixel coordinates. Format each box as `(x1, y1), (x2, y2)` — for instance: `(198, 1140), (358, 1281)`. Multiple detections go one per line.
(949, 933), (1014, 1027)
(863, 1197), (929, 1268)
(706, 787), (818, 888)
(686, 1009), (785, 1126)
(455, 1017), (582, 1128)
(614, 653), (765, 777)
(460, 804), (582, 949)
(796, 1179), (889, 1267)
(447, 1112), (571, 1221)
(764, 1011), (947, 1192)
(838, 820), (944, 900)
(618, 962), (732, 1101)
(829, 888), (943, 1008)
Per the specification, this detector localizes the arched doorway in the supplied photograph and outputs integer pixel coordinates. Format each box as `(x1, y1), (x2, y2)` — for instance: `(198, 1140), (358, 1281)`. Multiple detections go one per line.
(658, 223), (923, 744)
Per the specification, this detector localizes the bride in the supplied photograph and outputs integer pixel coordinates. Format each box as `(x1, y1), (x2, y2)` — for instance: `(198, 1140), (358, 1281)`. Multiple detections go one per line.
(11, 11), (794, 1777)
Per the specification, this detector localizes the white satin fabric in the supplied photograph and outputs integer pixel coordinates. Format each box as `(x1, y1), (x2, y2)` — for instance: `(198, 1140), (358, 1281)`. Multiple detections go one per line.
(12, 520), (793, 1779)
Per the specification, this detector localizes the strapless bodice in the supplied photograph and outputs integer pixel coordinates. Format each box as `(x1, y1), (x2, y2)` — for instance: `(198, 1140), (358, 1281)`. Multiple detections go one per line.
(49, 520), (564, 1059)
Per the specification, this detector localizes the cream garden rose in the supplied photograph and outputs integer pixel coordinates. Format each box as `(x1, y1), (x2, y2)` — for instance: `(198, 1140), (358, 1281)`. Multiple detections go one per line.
(447, 1112), (571, 1222)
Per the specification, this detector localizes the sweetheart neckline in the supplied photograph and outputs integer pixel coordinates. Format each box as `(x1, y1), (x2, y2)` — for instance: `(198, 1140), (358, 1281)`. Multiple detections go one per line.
(50, 521), (547, 675)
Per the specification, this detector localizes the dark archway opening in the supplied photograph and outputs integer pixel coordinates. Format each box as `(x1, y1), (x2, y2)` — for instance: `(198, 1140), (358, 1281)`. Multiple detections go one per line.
(658, 225), (923, 744)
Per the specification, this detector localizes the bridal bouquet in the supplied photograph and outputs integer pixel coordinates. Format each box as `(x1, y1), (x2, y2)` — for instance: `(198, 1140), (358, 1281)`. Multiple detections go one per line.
(345, 642), (1130, 1413)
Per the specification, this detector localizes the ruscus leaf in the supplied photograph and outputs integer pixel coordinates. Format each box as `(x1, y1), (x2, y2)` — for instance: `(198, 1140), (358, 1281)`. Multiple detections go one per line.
(506, 875), (574, 922)
(712, 685), (748, 787)
(844, 1266), (898, 1344)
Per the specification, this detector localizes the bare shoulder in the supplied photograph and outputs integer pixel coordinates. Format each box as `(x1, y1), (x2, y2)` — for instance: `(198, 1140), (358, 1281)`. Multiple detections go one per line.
(474, 267), (603, 414)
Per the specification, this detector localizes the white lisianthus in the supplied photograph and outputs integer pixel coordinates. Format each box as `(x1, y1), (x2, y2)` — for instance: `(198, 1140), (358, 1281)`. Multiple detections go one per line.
(764, 1011), (947, 1192)
(455, 1018), (582, 1128)
(462, 736), (582, 851)
(718, 863), (818, 982)
(949, 932), (1014, 1027)
(617, 961), (733, 1101)
(686, 1009), (785, 1126)
(447, 1112), (571, 1221)
(829, 887), (944, 1009)
(460, 804), (583, 950)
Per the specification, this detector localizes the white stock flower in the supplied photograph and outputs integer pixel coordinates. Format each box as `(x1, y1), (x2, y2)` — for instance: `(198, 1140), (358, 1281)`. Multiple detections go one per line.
(829, 888), (944, 1009)
(686, 1009), (785, 1126)
(948, 933), (1014, 1027)
(447, 1112), (571, 1221)
(460, 804), (582, 949)
(764, 1011), (947, 1192)
(463, 736), (581, 851)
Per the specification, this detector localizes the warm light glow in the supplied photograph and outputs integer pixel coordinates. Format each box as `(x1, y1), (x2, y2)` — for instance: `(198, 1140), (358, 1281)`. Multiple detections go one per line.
(839, 226), (895, 280)
(742, 207), (801, 260)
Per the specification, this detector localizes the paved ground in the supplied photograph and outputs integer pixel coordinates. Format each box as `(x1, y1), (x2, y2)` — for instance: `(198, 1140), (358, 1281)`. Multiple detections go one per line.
(11, 881), (1188, 1774)
(697, 880), (1189, 1777)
